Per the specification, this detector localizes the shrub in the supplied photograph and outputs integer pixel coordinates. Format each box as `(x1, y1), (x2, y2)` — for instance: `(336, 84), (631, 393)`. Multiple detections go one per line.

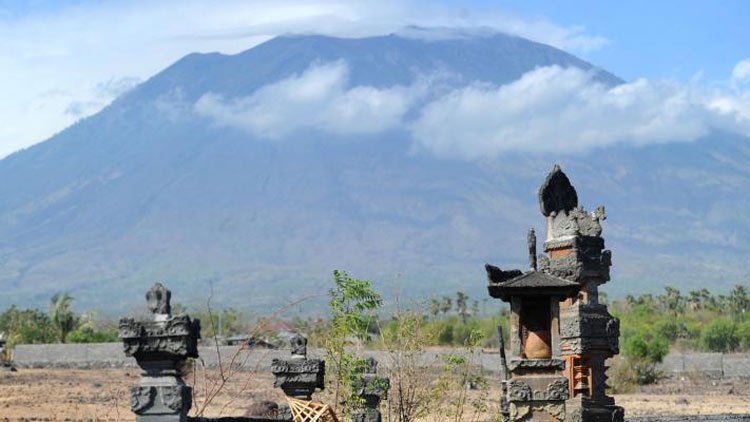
(737, 321), (750, 350)
(66, 326), (118, 343)
(622, 333), (668, 384)
(701, 319), (739, 352)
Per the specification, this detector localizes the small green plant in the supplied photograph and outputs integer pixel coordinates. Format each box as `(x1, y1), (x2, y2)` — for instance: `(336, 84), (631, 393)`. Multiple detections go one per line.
(324, 270), (383, 416)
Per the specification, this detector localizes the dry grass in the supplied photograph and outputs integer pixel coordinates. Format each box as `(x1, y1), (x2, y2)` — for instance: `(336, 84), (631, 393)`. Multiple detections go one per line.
(1, 369), (749, 421)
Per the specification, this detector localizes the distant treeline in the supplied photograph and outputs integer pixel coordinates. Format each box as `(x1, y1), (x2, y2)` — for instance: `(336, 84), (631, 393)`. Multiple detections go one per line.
(1, 283), (749, 356)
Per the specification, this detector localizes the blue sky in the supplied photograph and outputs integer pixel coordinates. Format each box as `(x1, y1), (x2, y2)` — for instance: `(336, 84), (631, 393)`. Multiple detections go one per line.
(0, 0), (748, 158)
(491, 1), (749, 82)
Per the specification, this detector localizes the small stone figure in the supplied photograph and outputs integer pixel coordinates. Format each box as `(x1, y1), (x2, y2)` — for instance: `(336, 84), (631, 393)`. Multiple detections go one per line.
(352, 357), (389, 422)
(119, 283), (200, 422)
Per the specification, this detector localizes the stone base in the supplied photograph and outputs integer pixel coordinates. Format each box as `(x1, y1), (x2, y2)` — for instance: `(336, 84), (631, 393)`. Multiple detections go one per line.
(565, 398), (623, 422)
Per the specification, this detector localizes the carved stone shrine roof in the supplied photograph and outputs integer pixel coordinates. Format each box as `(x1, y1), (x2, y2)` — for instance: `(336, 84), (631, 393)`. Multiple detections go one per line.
(487, 270), (579, 301)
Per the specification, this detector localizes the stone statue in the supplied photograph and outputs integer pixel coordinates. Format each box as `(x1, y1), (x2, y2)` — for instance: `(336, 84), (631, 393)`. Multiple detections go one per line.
(146, 282), (171, 315)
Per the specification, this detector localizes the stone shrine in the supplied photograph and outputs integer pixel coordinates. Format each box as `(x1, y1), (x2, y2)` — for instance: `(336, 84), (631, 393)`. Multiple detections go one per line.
(352, 357), (389, 422)
(270, 334), (325, 401)
(119, 283), (201, 422)
(486, 165), (622, 422)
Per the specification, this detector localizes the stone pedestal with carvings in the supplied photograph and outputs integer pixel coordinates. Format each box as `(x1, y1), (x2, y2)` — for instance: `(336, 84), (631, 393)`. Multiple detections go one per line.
(119, 283), (200, 422)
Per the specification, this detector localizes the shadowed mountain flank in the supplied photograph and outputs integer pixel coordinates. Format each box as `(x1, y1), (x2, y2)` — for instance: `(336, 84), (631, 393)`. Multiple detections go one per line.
(0, 32), (746, 312)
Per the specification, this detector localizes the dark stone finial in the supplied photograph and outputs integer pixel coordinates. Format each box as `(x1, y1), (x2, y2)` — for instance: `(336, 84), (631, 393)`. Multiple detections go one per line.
(538, 164), (578, 217)
(363, 356), (378, 373)
(146, 283), (171, 315)
(527, 228), (537, 271)
(290, 333), (307, 357)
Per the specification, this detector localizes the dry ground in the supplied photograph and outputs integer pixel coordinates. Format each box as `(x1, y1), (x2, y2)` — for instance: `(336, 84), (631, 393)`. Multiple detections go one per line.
(0, 369), (748, 421)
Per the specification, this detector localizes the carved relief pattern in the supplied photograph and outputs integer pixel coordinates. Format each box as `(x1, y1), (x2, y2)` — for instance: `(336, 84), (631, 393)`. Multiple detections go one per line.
(119, 315), (200, 358)
(130, 386), (155, 414)
(506, 378), (569, 402)
(160, 385), (189, 411)
(507, 380), (532, 401)
(545, 378), (569, 401)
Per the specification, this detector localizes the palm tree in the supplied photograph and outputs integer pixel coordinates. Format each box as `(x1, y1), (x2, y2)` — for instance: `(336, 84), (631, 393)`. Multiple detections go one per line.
(49, 293), (79, 343)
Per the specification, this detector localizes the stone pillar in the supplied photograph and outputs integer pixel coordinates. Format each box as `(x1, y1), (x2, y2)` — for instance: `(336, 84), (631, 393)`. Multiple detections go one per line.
(271, 334), (325, 421)
(352, 357), (389, 422)
(119, 283), (200, 422)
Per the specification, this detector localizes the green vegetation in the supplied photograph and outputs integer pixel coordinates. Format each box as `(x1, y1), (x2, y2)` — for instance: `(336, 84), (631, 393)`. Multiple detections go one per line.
(323, 269), (383, 416)
(0, 294), (117, 347)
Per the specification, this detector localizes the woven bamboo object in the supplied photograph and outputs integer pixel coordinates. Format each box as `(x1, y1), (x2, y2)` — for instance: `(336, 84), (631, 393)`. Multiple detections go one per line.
(286, 397), (339, 422)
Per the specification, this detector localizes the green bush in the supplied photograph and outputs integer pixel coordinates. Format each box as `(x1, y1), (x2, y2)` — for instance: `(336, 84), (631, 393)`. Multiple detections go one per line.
(701, 319), (739, 352)
(622, 332), (668, 384)
(66, 326), (118, 343)
(738, 321), (750, 350)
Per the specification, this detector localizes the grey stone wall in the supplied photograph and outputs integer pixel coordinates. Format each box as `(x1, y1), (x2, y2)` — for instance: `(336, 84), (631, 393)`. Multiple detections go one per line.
(11, 344), (750, 378)
(656, 352), (750, 378)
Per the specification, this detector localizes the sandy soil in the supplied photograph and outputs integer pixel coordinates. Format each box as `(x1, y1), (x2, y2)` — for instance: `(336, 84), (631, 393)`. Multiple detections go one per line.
(0, 369), (748, 421)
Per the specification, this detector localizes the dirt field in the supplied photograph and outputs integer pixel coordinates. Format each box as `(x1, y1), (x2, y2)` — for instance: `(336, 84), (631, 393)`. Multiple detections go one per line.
(0, 369), (748, 421)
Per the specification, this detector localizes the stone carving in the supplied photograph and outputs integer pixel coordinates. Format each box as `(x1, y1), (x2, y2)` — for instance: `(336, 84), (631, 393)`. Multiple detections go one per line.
(272, 334), (325, 400)
(291, 333), (307, 357)
(161, 385), (190, 412)
(120, 283), (200, 422)
(611, 406), (625, 422)
(508, 359), (565, 371)
(539, 164), (578, 217)
(119, 314), (200, 358)
(606, 317), (620, 354)
(146, 282), (171, 315)
(545, 378), (569, 401)
(507, 380), (532, 401)
(506, 378), (568, 402)
(130, 386), (155, 414)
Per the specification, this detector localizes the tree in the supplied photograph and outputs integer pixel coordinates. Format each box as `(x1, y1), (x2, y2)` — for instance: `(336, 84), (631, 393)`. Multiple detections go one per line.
(658, 287), (683, 316)
(429, 298), (441, 319)
(455, 292), (469, 323)
(439, 296), (452, 316)
(0, 306), (56, 346)
(49, 293), (79, 343)
(729, 285), (749, 322)
(325, 270), (383, 415)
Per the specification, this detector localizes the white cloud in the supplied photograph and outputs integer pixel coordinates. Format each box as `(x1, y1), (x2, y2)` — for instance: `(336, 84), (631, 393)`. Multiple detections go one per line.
(731, 59), (750, 83)
(195, 61), (426, 137)
(411, 65), (750, 159)
(193, 61), (750, 159)
(0, 0), (608, 158)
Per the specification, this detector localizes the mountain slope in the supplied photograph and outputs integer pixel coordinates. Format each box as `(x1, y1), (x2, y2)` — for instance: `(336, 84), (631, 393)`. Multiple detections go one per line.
(0, 32), (746, 312)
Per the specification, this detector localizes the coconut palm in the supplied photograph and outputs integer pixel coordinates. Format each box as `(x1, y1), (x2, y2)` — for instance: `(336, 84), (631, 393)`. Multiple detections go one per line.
(49, 293), (79, 343)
